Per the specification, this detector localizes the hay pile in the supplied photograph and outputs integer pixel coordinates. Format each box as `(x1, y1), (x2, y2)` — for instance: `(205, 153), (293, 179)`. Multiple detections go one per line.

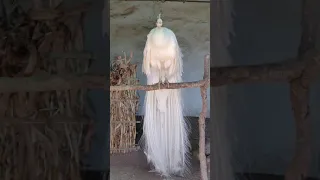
(110, 52), (139, 154)
(0, 2), (91, 180)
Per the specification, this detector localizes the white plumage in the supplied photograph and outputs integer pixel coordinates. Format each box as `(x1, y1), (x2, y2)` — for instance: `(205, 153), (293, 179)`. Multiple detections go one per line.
(140, 14), (190, 177)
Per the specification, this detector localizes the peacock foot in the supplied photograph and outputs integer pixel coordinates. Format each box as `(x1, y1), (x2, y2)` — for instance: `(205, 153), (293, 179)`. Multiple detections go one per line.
(157, 81), (161, 90)
(164, 79), (170, 88)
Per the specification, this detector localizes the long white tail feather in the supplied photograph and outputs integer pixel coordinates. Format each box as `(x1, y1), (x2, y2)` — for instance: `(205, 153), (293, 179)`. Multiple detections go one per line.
(140, 21), (190, 177)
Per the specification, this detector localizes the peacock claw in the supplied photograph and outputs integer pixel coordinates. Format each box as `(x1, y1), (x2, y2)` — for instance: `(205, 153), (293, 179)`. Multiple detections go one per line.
(164, 79), (170, 88)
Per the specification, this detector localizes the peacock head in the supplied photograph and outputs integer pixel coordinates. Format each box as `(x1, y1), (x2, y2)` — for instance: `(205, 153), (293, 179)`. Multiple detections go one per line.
(156, 13), (163, 28)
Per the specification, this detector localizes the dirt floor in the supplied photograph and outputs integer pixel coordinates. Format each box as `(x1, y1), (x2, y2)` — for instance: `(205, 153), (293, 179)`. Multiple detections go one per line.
(110, 151), (202, 180)
(110, 151), (320, 180)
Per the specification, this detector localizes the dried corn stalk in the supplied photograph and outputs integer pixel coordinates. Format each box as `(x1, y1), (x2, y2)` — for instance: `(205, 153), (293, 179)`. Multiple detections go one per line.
(110, 52), (139, 154)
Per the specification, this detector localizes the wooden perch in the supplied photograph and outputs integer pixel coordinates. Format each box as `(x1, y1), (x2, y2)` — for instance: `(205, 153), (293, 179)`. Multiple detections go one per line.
(110, 80), (206, 91)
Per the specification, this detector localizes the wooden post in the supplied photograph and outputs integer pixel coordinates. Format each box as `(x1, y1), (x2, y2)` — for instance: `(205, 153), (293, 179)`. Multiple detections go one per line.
(285, 0), (319, 179)
(198, 54), (210, 180)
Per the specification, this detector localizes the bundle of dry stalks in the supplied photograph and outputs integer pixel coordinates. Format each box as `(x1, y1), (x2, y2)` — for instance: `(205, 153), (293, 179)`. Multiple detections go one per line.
(0, 2), (91, 180)
(110, 52), (139, 154)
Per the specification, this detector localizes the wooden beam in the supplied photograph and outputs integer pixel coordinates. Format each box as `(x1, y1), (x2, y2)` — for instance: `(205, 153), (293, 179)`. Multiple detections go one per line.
(210, 59), (304, 86)
(0, 116), (89, 124)
(0, 74), (106, 93)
